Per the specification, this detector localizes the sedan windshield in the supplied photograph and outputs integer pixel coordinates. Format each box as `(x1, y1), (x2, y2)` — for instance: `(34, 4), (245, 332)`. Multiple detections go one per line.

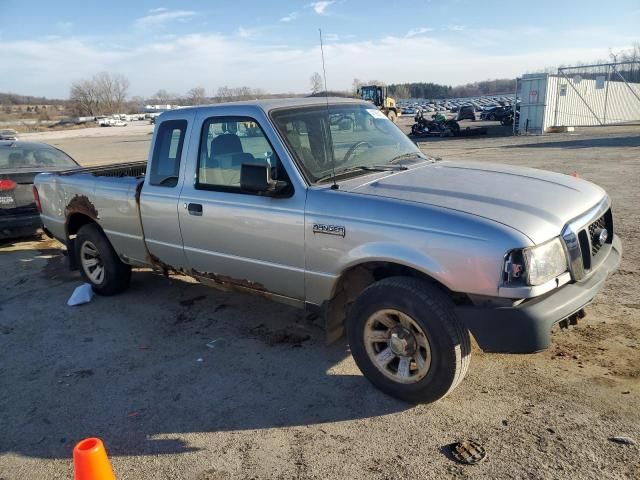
(271, 103), (426, 183)
(0, 145), (77, 169)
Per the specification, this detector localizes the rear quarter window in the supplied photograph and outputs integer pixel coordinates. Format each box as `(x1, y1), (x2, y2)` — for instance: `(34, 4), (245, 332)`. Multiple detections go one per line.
(149, 120), (187, 187)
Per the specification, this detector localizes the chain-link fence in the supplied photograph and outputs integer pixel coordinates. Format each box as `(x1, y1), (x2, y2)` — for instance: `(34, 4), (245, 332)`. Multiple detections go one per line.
(551, 61), (640, 126)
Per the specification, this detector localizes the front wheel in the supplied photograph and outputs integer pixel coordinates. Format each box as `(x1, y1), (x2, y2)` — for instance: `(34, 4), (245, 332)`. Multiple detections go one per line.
(387, 110), (397, 123)
(75, 223), (131, 295)
(346, 277), (471, 403)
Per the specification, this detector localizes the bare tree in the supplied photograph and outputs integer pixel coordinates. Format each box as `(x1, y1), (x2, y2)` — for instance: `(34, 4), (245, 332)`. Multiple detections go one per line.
(352, 78), (363, 94)
(618, 42), (640, 62)
(310, 72), (323, 94)
(69, 72), (129, 115)
(213, 86), (271, 103)
(70, 79), (99, 116)
(252, 88), (269, 99)
(216, 86), (232, 102)
(186, 87), (207, 105)
(153, 89), (177, 104)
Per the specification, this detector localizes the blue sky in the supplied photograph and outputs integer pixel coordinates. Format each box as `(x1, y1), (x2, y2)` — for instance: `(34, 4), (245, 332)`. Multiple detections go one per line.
(0, 0), (638, 98)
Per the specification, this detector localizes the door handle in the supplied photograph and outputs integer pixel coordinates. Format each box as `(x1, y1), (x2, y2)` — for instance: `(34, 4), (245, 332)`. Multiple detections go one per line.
(187, 203), (203, 216)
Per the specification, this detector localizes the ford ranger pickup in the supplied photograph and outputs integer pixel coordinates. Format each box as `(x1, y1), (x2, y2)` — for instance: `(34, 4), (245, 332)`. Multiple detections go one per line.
(34, 98), (622, 403)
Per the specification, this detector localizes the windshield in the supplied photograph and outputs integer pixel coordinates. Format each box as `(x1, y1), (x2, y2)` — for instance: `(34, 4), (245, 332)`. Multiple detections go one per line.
(271, 104), (425, 183)
(0, 145), (77, 169)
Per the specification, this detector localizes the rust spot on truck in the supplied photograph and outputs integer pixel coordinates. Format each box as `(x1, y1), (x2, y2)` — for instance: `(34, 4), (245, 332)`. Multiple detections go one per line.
(65, 194), (99, 220)
(191, 269), (270, 296)
(147, 252), (180, 276)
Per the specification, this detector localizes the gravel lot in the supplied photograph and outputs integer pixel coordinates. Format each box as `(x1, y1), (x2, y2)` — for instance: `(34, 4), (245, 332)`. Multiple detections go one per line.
(1, 121), (639, 479)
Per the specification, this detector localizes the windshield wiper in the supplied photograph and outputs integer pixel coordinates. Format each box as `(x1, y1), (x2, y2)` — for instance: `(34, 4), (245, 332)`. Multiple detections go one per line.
(388, 152), (428, 165)
(316, 164), (407, 184)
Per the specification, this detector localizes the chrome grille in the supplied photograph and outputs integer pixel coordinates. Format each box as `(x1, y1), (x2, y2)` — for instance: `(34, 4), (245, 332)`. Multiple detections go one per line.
(588, 214), (607, 256)
(561, 199), (612, 281)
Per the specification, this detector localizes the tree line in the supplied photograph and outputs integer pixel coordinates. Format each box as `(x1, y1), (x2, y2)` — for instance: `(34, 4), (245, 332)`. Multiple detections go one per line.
(65, 73), (282, 116)
(386, 79), (517, 100)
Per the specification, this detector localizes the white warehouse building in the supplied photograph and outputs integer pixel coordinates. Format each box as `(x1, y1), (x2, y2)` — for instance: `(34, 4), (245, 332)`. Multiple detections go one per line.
(518, 63), (640, 134)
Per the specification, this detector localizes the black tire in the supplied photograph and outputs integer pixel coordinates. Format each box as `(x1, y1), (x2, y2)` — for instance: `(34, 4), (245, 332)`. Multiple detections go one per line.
(75, 223), (131, 296)
(346, 276), (471, 403)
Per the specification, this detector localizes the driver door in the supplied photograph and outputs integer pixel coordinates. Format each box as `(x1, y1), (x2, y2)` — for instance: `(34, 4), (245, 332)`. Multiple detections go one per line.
(178, 114), (306, 300)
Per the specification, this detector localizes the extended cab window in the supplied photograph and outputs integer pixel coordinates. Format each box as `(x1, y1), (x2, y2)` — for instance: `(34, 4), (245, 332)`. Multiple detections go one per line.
(149, 120), (187, 187)
(196, 117), (286, 191)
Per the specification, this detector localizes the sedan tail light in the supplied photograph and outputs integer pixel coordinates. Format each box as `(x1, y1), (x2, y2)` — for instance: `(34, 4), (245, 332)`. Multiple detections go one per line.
(0, 179), (17, 191)
(32, 185), (42, 213)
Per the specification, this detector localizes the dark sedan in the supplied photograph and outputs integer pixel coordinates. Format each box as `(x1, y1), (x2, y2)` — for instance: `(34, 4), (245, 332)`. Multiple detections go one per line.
(480, 105), (511, 121)
(0, 141), (80, 240)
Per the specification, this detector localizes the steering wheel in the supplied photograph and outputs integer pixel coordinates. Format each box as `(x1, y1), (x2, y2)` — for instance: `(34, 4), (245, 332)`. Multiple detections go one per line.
(342, 141), (372, 164)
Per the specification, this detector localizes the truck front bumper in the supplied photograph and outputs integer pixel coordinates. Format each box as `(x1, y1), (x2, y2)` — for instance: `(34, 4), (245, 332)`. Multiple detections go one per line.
(455, 235), (622, 354)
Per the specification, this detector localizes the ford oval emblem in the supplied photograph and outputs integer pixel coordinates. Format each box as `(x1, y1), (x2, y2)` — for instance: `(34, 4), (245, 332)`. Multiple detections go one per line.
(598, 228), (608, 246)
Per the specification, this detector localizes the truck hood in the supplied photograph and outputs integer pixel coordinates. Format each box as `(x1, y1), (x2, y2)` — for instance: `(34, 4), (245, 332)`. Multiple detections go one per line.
(342, 161), (606, 244)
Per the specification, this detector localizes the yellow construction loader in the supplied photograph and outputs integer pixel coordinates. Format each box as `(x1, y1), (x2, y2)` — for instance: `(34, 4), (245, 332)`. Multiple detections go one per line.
(358, 85), (400, 123)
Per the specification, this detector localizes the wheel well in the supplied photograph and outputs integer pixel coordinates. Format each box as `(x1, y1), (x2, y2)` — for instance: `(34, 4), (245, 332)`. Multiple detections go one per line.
(323, 261), (469, 343)
(66, 213), (96, 238)
(65, 214), (99, 270)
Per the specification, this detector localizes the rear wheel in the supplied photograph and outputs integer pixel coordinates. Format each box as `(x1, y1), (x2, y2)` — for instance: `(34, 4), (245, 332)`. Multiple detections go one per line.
(347, 277), (471, 403)
(75, 223), (131, 295)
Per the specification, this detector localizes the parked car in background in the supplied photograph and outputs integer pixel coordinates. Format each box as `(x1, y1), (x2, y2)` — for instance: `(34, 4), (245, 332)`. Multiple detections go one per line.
(0, 129), (19, 141)
(0, 141), (79, 239)
(456, 105), (476, 121)
(481, 105), (511, 121)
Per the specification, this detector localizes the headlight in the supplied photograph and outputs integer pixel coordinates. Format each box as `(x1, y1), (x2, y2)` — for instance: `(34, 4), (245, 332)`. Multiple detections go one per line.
(523, 238), (568, 285)
(504, 237), (568, 286)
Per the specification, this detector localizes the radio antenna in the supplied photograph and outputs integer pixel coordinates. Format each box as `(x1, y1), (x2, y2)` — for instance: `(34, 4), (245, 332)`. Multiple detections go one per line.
(319, 28), (338, 190)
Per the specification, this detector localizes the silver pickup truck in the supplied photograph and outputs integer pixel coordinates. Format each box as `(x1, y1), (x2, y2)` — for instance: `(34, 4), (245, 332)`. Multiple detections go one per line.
(35, 98), (621, 403)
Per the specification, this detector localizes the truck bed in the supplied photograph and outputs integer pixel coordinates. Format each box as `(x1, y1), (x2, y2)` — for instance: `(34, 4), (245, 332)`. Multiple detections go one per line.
(56, 161), (147, 178)
(35, 161), (148, 265)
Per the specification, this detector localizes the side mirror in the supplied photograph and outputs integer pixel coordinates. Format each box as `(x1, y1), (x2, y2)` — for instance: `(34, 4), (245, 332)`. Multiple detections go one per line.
(240, 162), (289, 196)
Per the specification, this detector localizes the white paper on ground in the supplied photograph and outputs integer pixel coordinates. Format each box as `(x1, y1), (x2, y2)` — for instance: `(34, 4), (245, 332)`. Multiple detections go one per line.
(67, 283), (95, 306)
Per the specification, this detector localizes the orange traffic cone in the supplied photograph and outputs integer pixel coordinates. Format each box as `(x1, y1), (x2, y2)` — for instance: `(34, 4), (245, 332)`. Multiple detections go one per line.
(73, 438), (116, 480)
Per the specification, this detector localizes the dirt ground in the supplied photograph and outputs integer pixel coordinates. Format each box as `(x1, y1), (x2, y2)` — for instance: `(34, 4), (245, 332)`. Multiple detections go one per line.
(1, 122), (639, 479)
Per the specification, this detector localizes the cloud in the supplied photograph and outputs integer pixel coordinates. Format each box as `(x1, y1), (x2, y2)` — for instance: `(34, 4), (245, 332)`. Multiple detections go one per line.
(0, 32), (628, 98)
(447, 25), (465, 32)
(323, 33), (355, 42)
(134, 9), (196, 29)
(406, 27), (433, 38)
(236, 27), (256, 39)
(309, 1), (334, 15)
(280, 12), (298, 22)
